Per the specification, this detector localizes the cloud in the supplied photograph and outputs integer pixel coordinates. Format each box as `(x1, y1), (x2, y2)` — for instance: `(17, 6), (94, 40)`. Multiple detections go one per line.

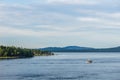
(76, 8), (120, 28)
(0, 26), (84, 37)
(46, 0), (98, 5)
(0, 0), (120, 48)
(0, 26), (60, 37)
(77, 17), (120, 27)
(78, 17), (100, 22)
(0, 2), (120, 35)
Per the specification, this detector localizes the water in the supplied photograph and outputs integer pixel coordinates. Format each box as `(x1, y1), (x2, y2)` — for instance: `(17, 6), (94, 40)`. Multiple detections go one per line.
(0, 52), (120, 80)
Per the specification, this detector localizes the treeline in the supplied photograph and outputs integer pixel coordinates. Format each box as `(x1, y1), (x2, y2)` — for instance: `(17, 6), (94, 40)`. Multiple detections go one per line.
(0, 45), (54, 58)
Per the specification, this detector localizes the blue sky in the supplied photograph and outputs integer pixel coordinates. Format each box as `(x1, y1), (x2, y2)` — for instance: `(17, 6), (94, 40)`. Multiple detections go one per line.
(0, 0), (120, 48)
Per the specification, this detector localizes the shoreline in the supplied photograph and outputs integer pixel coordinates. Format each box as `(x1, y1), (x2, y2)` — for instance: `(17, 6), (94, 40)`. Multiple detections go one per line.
(0, 54), (54, 59)
(0, 57), (18, 59)
(0, 45), (54, 60)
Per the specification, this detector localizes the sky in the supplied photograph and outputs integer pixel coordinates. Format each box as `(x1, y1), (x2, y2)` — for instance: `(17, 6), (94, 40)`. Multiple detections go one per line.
(0, 0), (120, 48)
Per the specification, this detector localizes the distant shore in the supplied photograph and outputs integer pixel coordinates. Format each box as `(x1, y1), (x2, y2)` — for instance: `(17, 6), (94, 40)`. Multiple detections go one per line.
(0, 57), (17, 59)
(0, 45), (54, 59)
(0, 54), (54, 59)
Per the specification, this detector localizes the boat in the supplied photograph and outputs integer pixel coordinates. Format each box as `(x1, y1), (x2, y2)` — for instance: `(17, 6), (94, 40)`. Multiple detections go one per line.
(86, 59), (93, 64)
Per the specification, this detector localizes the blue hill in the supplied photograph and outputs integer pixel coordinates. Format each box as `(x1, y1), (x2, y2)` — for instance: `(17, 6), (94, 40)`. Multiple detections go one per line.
(40, 46), (120, 52)
(40, 46), (94, 52)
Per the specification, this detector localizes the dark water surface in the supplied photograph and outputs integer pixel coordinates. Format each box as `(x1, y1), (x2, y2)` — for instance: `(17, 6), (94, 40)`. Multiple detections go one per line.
(0, 53), (120, 80)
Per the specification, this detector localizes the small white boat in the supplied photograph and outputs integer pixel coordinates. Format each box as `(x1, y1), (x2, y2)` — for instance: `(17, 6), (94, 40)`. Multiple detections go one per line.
(86, 59), (93, 64)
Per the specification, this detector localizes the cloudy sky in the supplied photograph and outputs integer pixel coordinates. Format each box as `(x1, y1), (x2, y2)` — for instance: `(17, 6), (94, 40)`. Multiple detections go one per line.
(0, 0), (120, 48)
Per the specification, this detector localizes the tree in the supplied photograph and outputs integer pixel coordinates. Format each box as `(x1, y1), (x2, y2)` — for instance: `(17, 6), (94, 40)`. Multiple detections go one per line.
(0, 45), (53, 58)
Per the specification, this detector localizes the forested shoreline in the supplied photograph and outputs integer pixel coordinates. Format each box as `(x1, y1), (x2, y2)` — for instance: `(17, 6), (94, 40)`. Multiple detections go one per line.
(0, 45), (54, 59)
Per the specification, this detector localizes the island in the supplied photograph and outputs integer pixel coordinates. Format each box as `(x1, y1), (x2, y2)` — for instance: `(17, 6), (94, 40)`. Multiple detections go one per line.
(0, 45), (54, 59)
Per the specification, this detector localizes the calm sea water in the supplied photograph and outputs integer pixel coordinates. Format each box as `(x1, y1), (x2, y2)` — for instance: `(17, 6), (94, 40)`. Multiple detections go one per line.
(0, 52), (120, 80)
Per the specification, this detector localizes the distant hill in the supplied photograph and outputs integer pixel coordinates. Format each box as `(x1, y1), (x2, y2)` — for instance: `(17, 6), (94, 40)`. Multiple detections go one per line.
(40, 46), (94, 52)
(40, 46), (120, 52)
(95, 46), (120, 52)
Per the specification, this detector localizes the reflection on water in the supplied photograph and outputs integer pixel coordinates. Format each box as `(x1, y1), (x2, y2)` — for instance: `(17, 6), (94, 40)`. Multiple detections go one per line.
(0, 53), (120, 80)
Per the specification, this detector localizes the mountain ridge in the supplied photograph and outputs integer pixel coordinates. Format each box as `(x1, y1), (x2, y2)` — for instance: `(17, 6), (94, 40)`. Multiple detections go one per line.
(40, 46), (120, 52)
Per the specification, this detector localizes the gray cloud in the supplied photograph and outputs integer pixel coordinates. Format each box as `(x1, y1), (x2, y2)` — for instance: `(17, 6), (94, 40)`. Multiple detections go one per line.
(0, 0), (120, 48)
